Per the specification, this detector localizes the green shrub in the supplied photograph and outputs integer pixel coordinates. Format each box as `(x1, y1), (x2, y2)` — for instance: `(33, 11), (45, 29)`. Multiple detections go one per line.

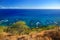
(5, 21), (30, 35)
(0, 26), (7, 33)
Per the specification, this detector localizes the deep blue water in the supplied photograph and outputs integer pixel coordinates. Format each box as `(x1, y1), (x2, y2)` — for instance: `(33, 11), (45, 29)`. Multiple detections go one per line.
(0, 9), (60, 26)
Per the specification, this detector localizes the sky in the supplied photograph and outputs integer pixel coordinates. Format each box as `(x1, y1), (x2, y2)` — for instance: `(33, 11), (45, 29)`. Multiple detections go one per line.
(0, 0), (60, 9)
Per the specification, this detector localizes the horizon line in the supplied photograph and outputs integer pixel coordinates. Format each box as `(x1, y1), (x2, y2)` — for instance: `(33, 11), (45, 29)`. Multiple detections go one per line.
(0, 8), (60, 9)
(1, 6), (60, 9)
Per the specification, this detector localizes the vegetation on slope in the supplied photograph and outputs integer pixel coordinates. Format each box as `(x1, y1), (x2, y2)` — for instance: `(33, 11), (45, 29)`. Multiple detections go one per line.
(0, 21), (58, 35)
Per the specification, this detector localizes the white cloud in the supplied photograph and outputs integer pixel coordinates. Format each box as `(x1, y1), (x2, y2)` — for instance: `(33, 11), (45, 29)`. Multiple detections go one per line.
(0, 5), (60, 9)
(0, 6), (21, 9)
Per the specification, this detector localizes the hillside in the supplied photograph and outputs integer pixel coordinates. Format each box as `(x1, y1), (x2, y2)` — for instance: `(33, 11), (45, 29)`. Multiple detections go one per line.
(0, 21), (60, 40)
(0, 27), (60, 40)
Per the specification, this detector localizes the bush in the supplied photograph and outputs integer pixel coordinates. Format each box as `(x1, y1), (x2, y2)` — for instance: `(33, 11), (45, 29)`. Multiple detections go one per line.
(0, 26), (7, 33)
(5, 21), (30, 35)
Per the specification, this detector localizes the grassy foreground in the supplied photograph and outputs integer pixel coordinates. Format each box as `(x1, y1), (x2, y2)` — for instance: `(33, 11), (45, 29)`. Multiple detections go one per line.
(0, 21), (60, 40)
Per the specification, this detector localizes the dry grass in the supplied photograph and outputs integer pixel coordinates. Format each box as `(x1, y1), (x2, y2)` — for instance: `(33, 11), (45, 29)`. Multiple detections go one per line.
(0, 28), (60, 40)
